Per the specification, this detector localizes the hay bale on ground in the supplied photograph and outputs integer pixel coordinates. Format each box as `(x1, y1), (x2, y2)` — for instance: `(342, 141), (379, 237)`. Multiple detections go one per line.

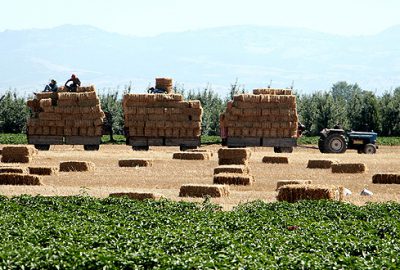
(186, 149), (214, 157)
(109, 192), (163, 200)
(1, 146), (36, 163)
(277, 184), (344, 203)
(372, 173), (400, 184)
(276, 180), (312, 190)
(0, 167), (25, 174)
(59, 161), (95, 172)
(218, 148), (251, 160)
(172, 152), (210, 160)
(331, 163), (366, 174)
(214, 165), (249, 175)
(213, 173), (254, 186)
(307, 159), (338, 169)
(118, 159), (153, 167)
(218, 158), (248, 166)
(1, 146), (37, 157)
(0, 174), (42, 185)
(179, 184), (230, 198)
(28, 167), (58, 176)
(262, 156), (289, 164)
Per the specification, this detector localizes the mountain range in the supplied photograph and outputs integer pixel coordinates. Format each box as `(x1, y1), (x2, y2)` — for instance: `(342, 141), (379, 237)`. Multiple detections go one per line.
(1, 24), (400, 95)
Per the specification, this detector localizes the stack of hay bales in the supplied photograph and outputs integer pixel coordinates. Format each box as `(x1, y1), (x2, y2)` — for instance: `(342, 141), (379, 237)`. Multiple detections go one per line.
(122, 94), (202, 139)
(26, 86), (105, 137)
(1, 146), (37, 163)
(221, 89), (298, 138)
(155, 78), (173, 94)
(277, 184), (344, 203)
(213, 148), (254, 185)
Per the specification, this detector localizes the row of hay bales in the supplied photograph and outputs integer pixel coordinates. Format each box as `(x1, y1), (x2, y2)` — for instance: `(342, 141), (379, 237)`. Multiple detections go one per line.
(122, 94), (202, 138)
(26, 86), (105, 137)
(221, 89), (298, 138)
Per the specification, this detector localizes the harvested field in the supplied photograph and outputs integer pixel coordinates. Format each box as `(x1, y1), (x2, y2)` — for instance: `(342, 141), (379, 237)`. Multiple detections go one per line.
(172, 152), (210, 160)
(262, 156), (289, 164)
(277, 184), (344, 203)
(179, 184), (230, 198)
(332, 163), (366, 174)
(118, 159), (153, 167)
(372, 173), (400, 184)
(214, 165), (249, 175)
(109, 192), (162, 200)
(307, 159), (338, 169)
(213, 173), (254, 186)
(28, 167), (58, 176)
(0, 174), (42, 185)
(59, 161), (95, 172)
(276, 180), (312, 190)
(0, 145), (399, 209)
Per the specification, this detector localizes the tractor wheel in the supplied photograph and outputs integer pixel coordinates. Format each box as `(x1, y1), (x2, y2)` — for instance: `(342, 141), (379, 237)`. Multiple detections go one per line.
(323, 134), (347, 153)
(318, 139), (325, 153)
(363, 144), (376, 154)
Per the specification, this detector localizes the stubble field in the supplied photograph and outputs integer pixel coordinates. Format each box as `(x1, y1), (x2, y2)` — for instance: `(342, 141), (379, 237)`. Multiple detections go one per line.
(0, 144), (399, 209)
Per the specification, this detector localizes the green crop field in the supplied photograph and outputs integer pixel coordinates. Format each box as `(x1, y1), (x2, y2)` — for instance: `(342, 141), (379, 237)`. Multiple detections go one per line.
(0, 196), (400, 269)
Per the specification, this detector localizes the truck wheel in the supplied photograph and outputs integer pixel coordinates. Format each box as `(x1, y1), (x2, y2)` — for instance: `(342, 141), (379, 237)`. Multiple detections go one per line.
(324, 134), (347, 153)
(363, 144), (376, 154)
(84, 145), (100, 151)
(132, 146), (149, 151)
(274, 147), (293, 153)
(180, 145), (197, 151)
(318, 139), (325, 153)
(34, 144), (50, 151)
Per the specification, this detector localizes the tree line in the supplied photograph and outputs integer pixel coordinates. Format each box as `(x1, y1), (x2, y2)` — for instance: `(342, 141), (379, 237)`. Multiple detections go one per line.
(0, 81), (399, 137)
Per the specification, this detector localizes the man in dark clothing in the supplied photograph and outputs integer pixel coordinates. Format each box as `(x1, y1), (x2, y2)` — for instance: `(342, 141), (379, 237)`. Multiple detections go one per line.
(64, 74), (81, 92)
(43, 79), (58, 92)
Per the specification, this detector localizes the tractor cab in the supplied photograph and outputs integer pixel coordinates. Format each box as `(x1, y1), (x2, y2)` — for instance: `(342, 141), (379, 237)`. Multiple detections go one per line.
(318, 128), (377, 154)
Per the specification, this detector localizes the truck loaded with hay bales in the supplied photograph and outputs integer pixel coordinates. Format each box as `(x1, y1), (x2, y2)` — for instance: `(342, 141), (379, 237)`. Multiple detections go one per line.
(221, 88), (300, 152)
(26, 86), (105, 151)
(122, 78), (203, 151)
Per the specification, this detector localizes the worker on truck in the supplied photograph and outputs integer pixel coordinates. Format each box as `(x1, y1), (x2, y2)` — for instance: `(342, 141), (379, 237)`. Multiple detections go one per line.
(43, 79), (58, 92)
(64, 74), (81, 92)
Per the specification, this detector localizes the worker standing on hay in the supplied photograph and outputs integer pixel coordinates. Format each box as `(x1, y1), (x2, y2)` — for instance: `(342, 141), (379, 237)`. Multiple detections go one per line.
(64, 74), (81, 92)
(43, 79), (58, 92)
(147, 86), (166, 94)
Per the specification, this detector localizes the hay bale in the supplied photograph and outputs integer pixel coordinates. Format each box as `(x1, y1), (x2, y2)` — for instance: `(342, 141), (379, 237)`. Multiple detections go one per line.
(276, 180), (312, 190)
(213, 173), (254, 186)
(109, 192), (163, 200)
(307, 159), (338, 169)
(0, 167), (25, 174)
(1, 146), (37, 157)
(218, 148), (251, 160)
(0, 174), (42, 185)
(118, 159), (153, 167)
(218, 158), (248, 166)
(331, 163), (366, 174)
(28, 166), (58, 176)
(214, 165), (249, 175)
(262, 156), (289, 164)
(372, 173), (400, 184)
(172, 152), (210, 160)
(1, 156), (32, 163)
(59, 161), (95, 172)
(179, 184), (230, 198)
(277, 184), (344, 203)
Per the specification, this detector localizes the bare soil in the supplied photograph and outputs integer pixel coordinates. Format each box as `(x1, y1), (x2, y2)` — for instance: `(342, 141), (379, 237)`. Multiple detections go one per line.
(0, 144), (399, 210)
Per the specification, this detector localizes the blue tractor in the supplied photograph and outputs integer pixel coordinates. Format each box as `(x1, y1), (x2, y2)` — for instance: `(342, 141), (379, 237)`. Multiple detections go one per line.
(318, 128), (378, 154)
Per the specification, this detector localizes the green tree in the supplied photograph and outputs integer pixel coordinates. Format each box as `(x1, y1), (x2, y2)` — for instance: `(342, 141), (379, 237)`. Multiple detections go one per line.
(99, 90), (124, 140)
(0, 91), (29, 133)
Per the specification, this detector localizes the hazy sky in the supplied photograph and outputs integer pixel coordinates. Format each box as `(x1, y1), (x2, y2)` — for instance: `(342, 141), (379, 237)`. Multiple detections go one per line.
(1, 0), (400, 36)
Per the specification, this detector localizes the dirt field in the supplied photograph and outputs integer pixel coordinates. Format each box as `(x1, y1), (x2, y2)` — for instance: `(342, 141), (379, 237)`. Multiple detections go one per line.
(0, 144), (399, 210)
